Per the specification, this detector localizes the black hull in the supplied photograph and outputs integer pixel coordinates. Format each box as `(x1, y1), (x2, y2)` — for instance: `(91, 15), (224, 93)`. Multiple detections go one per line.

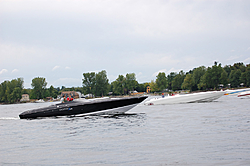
(19, 96), (148, 119)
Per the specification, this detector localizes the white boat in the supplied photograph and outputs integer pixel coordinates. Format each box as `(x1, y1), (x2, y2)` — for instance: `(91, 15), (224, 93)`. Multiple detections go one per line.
(225, 88), (250, 95)
(35, 99), (45, 103)
(144, 90), (226, 105)
(237, 91), (250, 98)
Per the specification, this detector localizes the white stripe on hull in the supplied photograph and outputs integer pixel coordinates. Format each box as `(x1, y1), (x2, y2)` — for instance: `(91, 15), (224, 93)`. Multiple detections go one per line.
(73, 103), (138, 117)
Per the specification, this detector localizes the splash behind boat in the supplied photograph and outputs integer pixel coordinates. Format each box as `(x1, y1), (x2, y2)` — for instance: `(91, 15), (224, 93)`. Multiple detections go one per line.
(145, 91), (226, 105)
(19, 96), (148, 119)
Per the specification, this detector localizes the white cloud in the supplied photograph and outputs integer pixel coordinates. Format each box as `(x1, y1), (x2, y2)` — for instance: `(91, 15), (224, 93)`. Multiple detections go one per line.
(137, 72), (143, 77)
(3, 0), (249, 39)
(167, 68), (176, 74)
(0, 69), (8, 75)
(52, 66), (60, 71)
(0, 43), (62, 67)
(243, 57), (250, 64)
(12, 69), (19, 73)
(227, 55), (242, 61)
(51, 78), (81, 87)
(152, 69), (167, 78)
(1, 0), (250, 87)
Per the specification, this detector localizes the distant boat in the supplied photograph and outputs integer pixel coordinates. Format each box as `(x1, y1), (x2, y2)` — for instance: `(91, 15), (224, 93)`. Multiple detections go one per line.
(237, 91), (250, 98)
(35, 99), (45, 103)
(19, 96), (148, 119)
(144, 91), (226, 105)
(225, 88), (250, 95)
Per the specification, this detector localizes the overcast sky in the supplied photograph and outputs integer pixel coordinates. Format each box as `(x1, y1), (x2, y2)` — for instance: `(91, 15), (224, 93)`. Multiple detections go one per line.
(1, 0), (250, 88)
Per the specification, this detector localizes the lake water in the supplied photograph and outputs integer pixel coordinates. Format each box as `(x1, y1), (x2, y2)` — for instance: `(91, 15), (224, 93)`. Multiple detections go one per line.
(1, 95), (250, 166)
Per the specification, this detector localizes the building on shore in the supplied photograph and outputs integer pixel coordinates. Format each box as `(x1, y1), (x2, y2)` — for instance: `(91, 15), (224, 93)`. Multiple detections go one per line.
(61, 91), (80, 99)
(20, 94), (30, 102)
(146, 86), (151, 93)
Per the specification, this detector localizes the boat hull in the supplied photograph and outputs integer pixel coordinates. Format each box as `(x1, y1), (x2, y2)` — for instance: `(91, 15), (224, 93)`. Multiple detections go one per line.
(237, 91), (250, 98)
(145, 91), (225, 105)
(19, 96), (148, 119)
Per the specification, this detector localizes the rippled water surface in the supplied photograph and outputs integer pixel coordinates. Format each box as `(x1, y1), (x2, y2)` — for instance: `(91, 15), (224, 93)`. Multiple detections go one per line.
(1, 95), (250, 165)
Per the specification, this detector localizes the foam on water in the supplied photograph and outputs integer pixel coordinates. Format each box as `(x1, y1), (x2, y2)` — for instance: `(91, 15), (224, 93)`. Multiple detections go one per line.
(0, 117), (19, 120)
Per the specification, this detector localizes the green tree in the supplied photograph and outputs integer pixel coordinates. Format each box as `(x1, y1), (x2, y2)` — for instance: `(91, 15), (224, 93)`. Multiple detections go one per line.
(31, 77), (47, 99)
(192, 66), (206, 90)
(166, 72), (177, 90)
(240, 72), (247, 87)
(0, 78), (23, 103)
(229, 69), (241, 88)
(112, 75), (126, 95)
(48, 85), (58, 98)
(149, 80), (159, 92)
(156, 72), (167, 92)
(6, 86), (11, 102)
(0, 81), (8, 102)
(135, 83), (144, 92)
(239, 65), (250, 87)
(220, 69), (228, 87)
(82, 72), (96, 95)
(245, 65), (250, 86)
(233, 62), (246, 72)
(223, 65), (231, 77)
(95, 70), (109, 97)
(211, 62), (223, 89)
(182, 74), (194, 91)
(11, 87), (22, 103)
(125, 73), (138, 94)
(198, 67), (212, 90)
(172, 70), (185, 91)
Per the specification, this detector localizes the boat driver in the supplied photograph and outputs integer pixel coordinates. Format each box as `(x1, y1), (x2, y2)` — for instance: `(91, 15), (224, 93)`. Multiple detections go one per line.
(61, 96), (66, 103)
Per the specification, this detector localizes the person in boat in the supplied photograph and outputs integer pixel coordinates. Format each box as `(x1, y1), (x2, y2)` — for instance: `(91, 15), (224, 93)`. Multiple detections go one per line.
(60, 96), (64, 103)
(162, 93), (165, 98)
(67, 96), (70, 102)
(69, 96), (73, 101)
(61, 96), (67, 103)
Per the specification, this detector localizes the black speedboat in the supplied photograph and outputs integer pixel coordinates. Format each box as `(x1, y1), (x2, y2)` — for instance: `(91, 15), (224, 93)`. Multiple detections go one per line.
(19, 96), (148, 119)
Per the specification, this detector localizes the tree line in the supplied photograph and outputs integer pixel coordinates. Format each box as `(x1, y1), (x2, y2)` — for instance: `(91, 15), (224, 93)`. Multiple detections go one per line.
(0, 77), (83, 103)
(151, 62), (250, 92)
(82, 70), (145, 96)
(0, 62), (249, 103)
(82, 62), (250, 96)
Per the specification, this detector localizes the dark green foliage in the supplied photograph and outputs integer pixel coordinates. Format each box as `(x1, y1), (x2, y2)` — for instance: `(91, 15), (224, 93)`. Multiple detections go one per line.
(96, 70), (109, 97)
(223, 65), (231, 77)
(172, 70), (185, 91)
(229, 69), (242, 87)
(0, 78), (24, 103)
(220, 69), (228, 87)
(245, 65), (250, 86)
(166, 72), (177, 90)
(1, 62), (249, 103)
(192, 66), (206, 90)
(210, 63), (223, 88)
(156, 72), (167, 92)
(182, 74), (194, 91)
(125, 73), (138, 93)
(112, 75), (126, 95)
(82, 70), (109, 97)
(82, 72), (96, 95)
(31, 77), (47, 99)
(111, 73), (139, 95)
